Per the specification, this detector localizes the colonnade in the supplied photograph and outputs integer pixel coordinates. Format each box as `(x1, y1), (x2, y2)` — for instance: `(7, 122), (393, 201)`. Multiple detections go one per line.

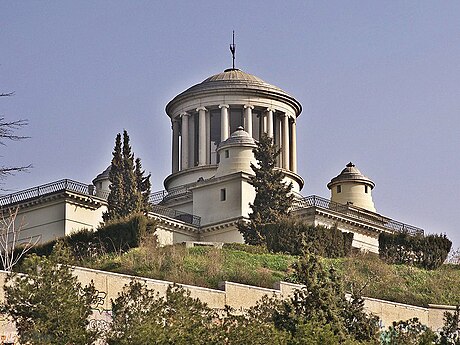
(172, 105), (297, 174)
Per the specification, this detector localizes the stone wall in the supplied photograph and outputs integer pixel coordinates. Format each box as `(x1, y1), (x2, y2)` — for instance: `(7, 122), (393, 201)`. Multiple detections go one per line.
(0, 266), (456, 339)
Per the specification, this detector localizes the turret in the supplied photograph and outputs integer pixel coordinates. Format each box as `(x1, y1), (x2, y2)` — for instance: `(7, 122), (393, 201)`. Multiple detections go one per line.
(92, 166), (111, 198)
(327, 162), (376, 212)
(215, 126), (256, 178)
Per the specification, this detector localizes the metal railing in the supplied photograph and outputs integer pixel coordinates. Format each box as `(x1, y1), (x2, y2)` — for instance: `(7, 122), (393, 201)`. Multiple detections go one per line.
(293, 195), (424, 236)
(150, 185), (192, 205)
(151, 204), (201, 227)
(0, 179), (96, 206)
(0, 179), (200, 227)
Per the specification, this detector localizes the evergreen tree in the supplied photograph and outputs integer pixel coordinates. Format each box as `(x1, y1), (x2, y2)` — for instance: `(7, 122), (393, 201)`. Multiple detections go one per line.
(103, 130), (152, 222)
(135, 157), (152, 213)
(103, 133), (124, 222)
(122, 130), (141, 215)
(275, 253), (380, 344)
(2, 242), (100, 345)
(238, 134), (293, 245)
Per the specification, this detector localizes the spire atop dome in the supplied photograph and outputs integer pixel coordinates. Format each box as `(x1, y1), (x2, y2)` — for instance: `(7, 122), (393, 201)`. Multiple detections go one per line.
(229, 30), (236, 70)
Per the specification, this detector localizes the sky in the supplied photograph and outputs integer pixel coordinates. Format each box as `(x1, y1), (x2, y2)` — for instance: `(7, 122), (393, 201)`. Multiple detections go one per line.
(1, 1), (459, 250)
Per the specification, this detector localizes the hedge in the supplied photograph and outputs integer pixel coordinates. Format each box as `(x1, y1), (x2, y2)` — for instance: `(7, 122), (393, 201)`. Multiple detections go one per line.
(264, 220), (354, 257)
(12, 213), (156, 265)
(379, 232), (451, 270)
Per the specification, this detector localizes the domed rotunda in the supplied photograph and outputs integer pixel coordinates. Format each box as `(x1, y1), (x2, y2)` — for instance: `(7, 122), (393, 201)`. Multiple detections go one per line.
(164, 68), (303, 195)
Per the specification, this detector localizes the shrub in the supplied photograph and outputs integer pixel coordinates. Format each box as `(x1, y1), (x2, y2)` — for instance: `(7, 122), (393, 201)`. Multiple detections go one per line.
(264, 220), (354, 257)
(379, 232), (451, 270)
(223, 242), (269, 254)
(18, 214), (156, 263)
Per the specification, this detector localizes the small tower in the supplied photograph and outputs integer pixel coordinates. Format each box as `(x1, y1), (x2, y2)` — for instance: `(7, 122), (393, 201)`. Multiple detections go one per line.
(215, 126), (257, 178)
(327, 162), (376, 212)
(92, 166), (111, 198)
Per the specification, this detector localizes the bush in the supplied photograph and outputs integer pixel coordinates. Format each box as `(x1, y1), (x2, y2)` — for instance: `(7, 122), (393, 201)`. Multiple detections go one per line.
(379, 232), (451, 270)
(223, 243), (269, 254)
(18, 214), (156, 263)
(264, 220), (354, 257)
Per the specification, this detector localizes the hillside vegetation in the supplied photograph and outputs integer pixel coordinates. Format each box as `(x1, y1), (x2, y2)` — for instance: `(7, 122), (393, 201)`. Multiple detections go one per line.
(80, 243), (460, 308)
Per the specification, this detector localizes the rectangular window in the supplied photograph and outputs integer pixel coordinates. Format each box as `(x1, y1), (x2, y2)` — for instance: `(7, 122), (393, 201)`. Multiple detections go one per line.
(220, 188), (226, 201)
(365, 185), (368, 193)
(337, 185), (342, 193)
(225, 150), (229, 158)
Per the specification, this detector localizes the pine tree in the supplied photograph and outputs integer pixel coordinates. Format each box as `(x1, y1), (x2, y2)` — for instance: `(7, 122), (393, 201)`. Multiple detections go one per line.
(103, 130), (152, 222)
(275, 253), (380, 343)
(238, 134), (293, 245)
(2, 242), (101, 344)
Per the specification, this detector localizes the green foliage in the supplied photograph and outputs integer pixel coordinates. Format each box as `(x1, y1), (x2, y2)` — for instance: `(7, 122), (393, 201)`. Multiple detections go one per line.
(81, 244), (460, 307)
(222, 242), (269, 254)
(238, 134), (293, 245)
(2, 242), (100, 345)
(20, 214), (156, 264)
(439, 306), (460, 345)
(103, 130), (152, 222)
(275, 253), (380, 344)
(84, 244), (294, 291)
(107, 281), (217, 345)
(107, 281), (367, 344)
(379, 232), (452, 270)
(264, 220), (354, 257)
(381, 318), (438, 345)
(334, 252), (460, 307)
(135, 157), (152, 213)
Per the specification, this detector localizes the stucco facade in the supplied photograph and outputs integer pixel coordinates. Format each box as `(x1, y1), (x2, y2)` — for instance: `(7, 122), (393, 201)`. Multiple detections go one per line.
(0, 67), (425, 252)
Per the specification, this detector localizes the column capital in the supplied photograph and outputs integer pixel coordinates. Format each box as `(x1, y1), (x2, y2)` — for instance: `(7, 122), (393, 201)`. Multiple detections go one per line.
(266, 107), (275, 113)
(196, 106), (208, 112)
(180, 111), (190, 118)
(244, 104), (254, 110)
(219, 104), (229, 109)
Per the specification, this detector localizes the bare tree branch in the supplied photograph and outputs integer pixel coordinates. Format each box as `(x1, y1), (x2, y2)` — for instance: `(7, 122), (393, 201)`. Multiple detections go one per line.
(0, 206), (39, 271)
(0, 117), (30, 143)
(0, 92), (15, 97)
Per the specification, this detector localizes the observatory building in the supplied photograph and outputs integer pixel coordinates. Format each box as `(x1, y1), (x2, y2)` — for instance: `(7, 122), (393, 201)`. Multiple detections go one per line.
(0, 66), (424, 253)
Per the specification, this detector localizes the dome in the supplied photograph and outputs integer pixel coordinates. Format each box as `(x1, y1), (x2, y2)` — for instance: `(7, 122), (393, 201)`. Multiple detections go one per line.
(327, 162), (375, 189)
(92, 165), (111, 185)
(217, 126), (256, 150)
(166, 68), (302, 116)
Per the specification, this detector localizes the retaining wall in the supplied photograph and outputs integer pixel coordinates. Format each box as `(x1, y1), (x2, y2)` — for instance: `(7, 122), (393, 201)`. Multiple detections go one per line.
(0, 266), (456, 339)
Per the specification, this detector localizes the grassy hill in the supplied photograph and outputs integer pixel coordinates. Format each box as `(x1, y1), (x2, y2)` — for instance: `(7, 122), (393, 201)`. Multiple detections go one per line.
(79, 243), (460, 308)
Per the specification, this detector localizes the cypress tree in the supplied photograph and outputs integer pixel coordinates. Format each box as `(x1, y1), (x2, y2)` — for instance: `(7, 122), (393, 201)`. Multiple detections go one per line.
(104, 130), (152, 222)
(103, 133), (124, 222)
(121, 130), (141, 216)
(135, 157), (152, 213)
(238, 134), (294, 245)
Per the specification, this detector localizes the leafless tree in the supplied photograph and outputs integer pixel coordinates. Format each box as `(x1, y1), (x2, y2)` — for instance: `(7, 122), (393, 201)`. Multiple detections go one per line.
(1, 91), (31, 180)
(0, 206), (39, 271)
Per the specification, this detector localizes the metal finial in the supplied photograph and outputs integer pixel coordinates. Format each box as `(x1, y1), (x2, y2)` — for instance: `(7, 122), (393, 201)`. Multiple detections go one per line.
(229, 30), (236, 69)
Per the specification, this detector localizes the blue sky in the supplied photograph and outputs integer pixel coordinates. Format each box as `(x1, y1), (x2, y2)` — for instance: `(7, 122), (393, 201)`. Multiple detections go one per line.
(1, 1), (459, 249)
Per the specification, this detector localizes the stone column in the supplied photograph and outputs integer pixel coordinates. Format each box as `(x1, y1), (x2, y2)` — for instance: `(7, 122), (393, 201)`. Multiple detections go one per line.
(244, 105), (254, 137)
(282, 114), (290, 170)
(197, 107), (207, 166)
(189, 115), (195, 166)
(291, 118), (297, 173)
(180, 112), (189, 170)
(172, 119), (180, 173)
(219, 104), (230, 142)
(266, 108), (274, 138)
(206, 111), (211, 164)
